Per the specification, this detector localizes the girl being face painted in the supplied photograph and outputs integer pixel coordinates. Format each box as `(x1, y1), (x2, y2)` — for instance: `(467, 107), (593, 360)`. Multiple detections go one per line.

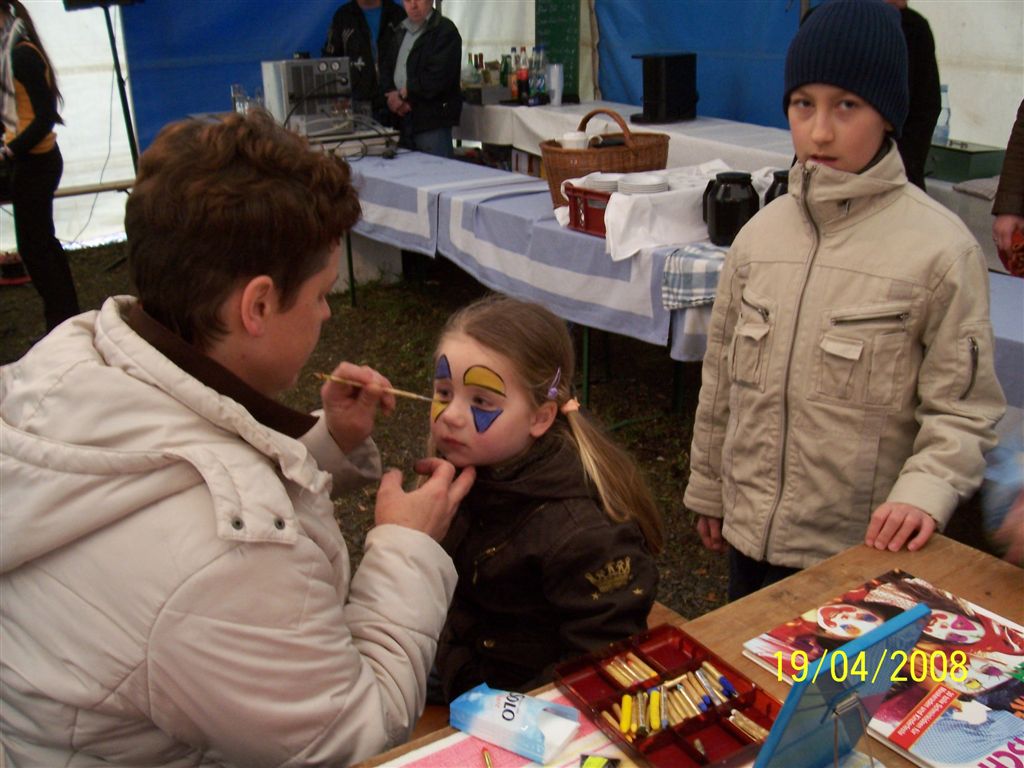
(430, 331), (555, 468)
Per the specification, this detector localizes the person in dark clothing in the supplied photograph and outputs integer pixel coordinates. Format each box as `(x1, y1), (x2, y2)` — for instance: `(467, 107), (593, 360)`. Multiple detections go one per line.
(322, 0), (406, 125)
(884, 0), (941, 190)
(0, 0), (79, 331)
(992, 99), (1024, 276)
(379, 0), (462, 157)
(427, 295), (664, 702)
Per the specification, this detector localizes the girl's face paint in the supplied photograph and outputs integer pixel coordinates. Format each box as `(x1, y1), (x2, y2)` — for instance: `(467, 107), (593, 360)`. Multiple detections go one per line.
(463, 365), (506, 433)
(431, 354), (452, 423)
(430, 332), (549, 468)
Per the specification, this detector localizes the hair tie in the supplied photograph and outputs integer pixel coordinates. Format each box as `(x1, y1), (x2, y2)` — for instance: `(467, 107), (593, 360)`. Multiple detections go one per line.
(546, 367), (561, 400)
(560, 397), (580, 415)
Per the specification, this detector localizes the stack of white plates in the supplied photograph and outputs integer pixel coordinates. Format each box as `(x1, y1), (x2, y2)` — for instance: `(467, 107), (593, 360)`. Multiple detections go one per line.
(583, 172), (622, 193)
(617, 172), (669, 195)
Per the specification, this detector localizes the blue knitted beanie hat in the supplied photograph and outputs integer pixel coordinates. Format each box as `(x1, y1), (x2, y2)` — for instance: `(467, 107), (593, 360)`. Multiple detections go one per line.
(784, 0), (909, 136)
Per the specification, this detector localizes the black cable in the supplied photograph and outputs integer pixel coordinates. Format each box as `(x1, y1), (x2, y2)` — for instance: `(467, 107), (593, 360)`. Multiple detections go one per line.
(309, 108), (398, 161)
(282, 76), (353, 129)
(67, 43), (117, 247)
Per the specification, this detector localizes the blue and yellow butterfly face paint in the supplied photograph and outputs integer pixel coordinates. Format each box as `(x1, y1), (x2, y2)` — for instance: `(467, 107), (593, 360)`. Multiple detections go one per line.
(431, 354), (452, 422)
(464, 365), (505, 433)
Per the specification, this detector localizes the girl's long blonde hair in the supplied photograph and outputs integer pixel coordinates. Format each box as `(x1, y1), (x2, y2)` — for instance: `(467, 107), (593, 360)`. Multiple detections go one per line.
(436, 294), (664, 554)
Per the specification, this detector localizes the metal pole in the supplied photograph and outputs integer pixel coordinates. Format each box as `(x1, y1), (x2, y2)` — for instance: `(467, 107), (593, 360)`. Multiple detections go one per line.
(102, 3), (139, 171)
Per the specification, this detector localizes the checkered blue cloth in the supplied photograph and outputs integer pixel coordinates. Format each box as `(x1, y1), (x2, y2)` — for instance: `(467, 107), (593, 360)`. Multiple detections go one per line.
(661, 242), (729, 309)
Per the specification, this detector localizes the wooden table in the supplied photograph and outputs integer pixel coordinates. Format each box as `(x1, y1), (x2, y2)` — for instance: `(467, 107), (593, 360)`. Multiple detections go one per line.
(357, 535), (1023, 767)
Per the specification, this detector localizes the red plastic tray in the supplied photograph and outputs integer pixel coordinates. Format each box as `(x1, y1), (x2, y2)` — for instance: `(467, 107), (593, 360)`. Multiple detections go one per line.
(565, 182), (611, 238)
(554, 624), (782, 767)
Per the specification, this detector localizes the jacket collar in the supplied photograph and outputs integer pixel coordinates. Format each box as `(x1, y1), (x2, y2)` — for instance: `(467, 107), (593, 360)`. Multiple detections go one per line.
(126, 302), (316, 439)
(789, 139), (907, 232)
(462, 431), (594, 519)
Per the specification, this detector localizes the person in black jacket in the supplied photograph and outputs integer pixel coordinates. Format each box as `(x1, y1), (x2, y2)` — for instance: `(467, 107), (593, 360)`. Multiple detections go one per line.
(379, 0), (462, 157)
(992, 99), (1024, 275)
(322, 0), (405, 125)
(884, 0), (940, 190)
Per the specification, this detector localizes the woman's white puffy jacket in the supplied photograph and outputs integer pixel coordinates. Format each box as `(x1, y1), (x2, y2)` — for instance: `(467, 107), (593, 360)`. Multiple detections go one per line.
(0, 297), (457, 766)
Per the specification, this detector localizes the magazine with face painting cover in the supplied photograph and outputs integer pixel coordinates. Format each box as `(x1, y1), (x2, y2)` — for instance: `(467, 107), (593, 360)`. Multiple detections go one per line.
(741, 569), (1024, 768)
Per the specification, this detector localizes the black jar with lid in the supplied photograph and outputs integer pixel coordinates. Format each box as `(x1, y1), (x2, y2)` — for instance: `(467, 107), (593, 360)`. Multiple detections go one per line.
(703, 171), (759, 247)
(764, 169), (790, 205)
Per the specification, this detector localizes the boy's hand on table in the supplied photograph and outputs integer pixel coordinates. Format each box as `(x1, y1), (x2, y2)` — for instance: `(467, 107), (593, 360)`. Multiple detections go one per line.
(993, 213), (1024, 256)
(697, 514), (727, 553)
(865, 502), (936, 552)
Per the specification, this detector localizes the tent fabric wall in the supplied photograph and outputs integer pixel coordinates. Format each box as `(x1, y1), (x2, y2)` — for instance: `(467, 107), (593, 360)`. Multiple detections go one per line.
(1, 1), (135, 251)
(15, 0), (1021, 251)
(122, 0), (339, 150)
(595, 0), (797, 130)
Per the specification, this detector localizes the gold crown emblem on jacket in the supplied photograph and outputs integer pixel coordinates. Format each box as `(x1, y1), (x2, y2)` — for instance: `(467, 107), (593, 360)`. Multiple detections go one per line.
(585, 557), (632, 593)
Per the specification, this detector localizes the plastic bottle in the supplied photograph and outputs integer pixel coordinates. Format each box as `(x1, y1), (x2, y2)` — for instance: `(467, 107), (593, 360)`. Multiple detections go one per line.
(531, 45), (547, 102)
(932, 84), (950, 145)
(462, 52), (476, 88)
(509, 47), (519, 100)
(517, 46), (530, 103)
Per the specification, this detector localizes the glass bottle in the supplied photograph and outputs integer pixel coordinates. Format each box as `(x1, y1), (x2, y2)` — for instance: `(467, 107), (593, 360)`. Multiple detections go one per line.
(764, 169), (789, 205)
(500, 53), (511, 87)
(932, 84), (950, 145)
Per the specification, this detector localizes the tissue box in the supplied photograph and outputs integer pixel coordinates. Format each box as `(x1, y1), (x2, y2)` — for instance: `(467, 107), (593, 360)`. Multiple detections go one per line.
(450, 684), (581, 764)
(554, 624), (782, 767)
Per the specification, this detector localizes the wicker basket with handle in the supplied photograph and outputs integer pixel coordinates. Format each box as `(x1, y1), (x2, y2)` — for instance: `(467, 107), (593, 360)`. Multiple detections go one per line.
(539, 108), (670, 207)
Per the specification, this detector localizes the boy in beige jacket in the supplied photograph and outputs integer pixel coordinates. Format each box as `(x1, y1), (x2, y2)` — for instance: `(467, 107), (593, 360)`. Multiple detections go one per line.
(684, 0), (1005, 600)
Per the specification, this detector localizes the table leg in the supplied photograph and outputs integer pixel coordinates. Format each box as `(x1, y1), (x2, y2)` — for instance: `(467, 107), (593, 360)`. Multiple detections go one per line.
(672, 361), (684, 414)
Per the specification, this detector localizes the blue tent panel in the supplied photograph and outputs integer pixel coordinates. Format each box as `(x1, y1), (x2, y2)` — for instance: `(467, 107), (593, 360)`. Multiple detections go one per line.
(596, 0), (798, 130)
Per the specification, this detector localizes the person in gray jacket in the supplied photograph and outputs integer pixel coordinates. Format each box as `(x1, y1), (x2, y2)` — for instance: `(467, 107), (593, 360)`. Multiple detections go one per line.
(0, 108), (475, 766)
(684, 0), (1005, 601)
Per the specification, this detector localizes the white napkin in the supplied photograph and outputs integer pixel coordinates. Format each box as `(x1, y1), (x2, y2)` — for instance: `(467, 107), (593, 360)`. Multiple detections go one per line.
(603, 160), (731, 261)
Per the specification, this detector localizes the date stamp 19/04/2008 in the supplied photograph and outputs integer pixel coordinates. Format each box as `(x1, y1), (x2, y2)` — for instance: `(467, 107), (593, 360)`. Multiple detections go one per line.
(774, 649), (970, 685)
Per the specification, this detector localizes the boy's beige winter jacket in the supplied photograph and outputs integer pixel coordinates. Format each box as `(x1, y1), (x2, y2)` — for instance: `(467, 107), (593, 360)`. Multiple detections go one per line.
(684, 145), (1005, 568)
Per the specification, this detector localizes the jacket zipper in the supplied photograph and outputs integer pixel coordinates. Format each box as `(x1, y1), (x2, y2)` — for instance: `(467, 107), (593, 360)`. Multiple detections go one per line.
(959, 337), (978, 400)
(472, 546), (502, 585)
(831, 312), (909, 327)
(742, 296), (770, 322)
(760, 165), (819, 559)
(471, 503), (548, 585)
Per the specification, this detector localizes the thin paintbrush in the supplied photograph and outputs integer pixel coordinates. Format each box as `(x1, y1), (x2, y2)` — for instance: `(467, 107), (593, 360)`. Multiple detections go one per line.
(314, 372), (433, 403)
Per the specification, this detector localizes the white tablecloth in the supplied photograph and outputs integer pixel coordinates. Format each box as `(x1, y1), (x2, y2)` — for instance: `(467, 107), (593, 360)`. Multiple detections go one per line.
(349, 151), (1022, 409)
(351, 151), (678, 351)
(455, 100), (794, 173)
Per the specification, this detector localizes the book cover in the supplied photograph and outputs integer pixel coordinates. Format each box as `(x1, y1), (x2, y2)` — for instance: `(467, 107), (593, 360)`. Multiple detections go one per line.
(742, 569), (1024, 768)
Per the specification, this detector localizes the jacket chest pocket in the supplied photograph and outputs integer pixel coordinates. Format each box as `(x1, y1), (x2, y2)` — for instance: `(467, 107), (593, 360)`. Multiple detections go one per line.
(729, 290), (775, 391)
(813, 306), (911, 408)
